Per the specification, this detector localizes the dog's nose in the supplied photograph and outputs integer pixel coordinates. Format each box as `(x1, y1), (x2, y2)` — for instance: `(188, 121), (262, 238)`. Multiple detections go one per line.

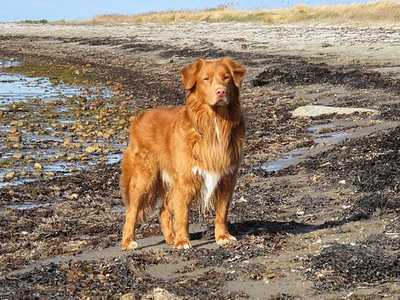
(216, 88), (226, 98)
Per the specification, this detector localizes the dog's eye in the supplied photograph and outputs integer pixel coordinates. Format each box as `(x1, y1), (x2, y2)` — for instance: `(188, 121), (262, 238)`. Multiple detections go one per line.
(224, 75), (230, 80)
(203, 77), (209, 81)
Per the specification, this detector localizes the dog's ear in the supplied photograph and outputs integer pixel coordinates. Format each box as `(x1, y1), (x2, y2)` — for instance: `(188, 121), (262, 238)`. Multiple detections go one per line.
(223, 57), (246, 87)
(181, 58), (204, 90)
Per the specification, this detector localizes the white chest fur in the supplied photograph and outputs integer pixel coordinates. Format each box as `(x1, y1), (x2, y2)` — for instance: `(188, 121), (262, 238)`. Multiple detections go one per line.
(192, 167), (222, 210)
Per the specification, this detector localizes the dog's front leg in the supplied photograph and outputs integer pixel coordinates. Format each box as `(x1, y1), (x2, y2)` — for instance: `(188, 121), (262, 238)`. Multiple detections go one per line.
(214, 175), (237, 246)
(171, 182), (195, 249)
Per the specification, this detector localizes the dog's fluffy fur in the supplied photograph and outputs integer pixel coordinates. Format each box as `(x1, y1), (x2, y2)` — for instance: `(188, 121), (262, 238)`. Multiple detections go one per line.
(120, 57), (246, 250)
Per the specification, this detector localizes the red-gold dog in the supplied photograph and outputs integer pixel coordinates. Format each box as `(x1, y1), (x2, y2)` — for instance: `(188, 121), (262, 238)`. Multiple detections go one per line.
(120, 57), (246, 250)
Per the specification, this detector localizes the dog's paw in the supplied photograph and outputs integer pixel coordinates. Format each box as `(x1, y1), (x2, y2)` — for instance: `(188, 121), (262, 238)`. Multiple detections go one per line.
(164, 234), (175, 246)
(175, 240), (192, 250)
(216, 233), (237, 246)
(122, 240), (138, 251)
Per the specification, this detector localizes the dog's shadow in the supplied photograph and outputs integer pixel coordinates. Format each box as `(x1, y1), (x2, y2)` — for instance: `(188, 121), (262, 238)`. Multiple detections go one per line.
(141, 218), (347, 250)
(190, 219), (326, 242)
(189, 216), (354, 246)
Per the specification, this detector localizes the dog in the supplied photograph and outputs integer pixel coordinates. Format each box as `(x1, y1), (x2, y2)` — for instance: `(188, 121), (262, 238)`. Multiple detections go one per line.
(120, 57), (246, 250)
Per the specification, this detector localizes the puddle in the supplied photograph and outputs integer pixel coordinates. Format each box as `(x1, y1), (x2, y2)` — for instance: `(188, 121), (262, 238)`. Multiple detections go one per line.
(5, 202), (51, 210)
(313, 131), (348, 145)
(0, 73), (84, 104)
(0, 202), (51, 217)
(261, 148), (307, 173)
(0, 59), (21, 68)
(28, 133), (64, 143)
(261, 122), (348, 174)
(111, 205), (125, 213)
(0, 151), (123, 189)
(0, 59), (112, 105)
(106, 153), (122, 165)
(308, 123), (349, 145)
(307, 123), (337, 134)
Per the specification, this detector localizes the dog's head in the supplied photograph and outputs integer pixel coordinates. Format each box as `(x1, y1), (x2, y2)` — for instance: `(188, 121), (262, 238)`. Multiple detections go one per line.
(181, 57), (246, 107)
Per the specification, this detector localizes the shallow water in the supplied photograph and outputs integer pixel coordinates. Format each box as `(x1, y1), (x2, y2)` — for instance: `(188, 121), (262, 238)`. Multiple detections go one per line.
(261, 148), (307, 173)
(0, 59), (112, 105)
(0, 59), (121, 188)
(313, 131), (348, 145)
(5, 202), (51, 210)
(0, 155), (122, 189)
(0, 73), (84, 104)
(308, 123), (349, 145)
(261, 123), (348, 174)
(0, 59), (21, 68)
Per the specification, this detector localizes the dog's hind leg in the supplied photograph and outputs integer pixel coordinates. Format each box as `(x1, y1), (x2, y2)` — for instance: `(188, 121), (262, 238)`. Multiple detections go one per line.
(160, 195), (175, 245)
(121, 151), (158, 251)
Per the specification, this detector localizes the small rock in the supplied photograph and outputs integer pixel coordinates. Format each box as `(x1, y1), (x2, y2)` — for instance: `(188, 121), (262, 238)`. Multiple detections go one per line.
(5, 171), (16, 180)
(339, 180), (346, 185)
(141, 288), (180, 300)
(321, 42), (333, 48)
(34, 163), (43, 171)
(62, 240), (87, 253)
(9, 127), (18, 134)
(292, 105), (378, 118)
(13, 152), (24, 160)
(237, 196), (247, 203)
(67, 193), (79, 200)
(63, 137), (73, 146)
(7, 132), (21, 143)
(11, 143), (22, 149)
(120, 293), (136, 300)
(85, 144), (101, 154)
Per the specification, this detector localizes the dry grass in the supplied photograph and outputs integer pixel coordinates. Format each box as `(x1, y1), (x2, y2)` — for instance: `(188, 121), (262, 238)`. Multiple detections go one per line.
(82, 1), (400, 25)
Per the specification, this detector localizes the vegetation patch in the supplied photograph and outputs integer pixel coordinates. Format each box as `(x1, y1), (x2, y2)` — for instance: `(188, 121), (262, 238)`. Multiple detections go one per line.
(6, 62), (97, 85)
(84, 1), (400, 25)
(306, 126), (400, 193)
(306, 220), (400, 290)
(19, 19), (49, 25)
(252, 61), (400, 94)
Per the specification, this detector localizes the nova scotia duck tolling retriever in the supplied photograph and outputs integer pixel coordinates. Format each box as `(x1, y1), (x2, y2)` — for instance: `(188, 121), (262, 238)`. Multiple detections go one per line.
(120, 57), (246, 250)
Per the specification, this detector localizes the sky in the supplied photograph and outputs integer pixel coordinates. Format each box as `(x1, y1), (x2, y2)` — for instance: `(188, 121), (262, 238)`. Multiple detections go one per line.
(1, 0), (370, 22)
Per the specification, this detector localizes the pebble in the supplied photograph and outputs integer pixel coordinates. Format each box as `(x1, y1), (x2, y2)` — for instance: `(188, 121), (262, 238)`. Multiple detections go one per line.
(292, 105), (379, 118)
(7, 133), (22, 143)
(5, 171), (16, 180)
(142, 288), (181, 300)
(13, 152), (24, 159)
(63, 136), (73, 146)
(34, 162), (43, 170)
(85, 144), (101, 154)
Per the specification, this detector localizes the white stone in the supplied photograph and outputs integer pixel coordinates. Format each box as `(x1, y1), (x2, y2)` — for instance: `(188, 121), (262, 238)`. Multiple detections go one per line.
(292, 105), (378, 118)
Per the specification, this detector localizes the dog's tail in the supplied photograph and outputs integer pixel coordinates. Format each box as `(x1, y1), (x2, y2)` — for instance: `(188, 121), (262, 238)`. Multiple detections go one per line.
(120, 115), (139, 207)
(120, 149), (133, 207)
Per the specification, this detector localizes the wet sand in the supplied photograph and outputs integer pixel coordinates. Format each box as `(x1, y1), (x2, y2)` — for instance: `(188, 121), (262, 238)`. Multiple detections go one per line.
(0, 23), (400, 299)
